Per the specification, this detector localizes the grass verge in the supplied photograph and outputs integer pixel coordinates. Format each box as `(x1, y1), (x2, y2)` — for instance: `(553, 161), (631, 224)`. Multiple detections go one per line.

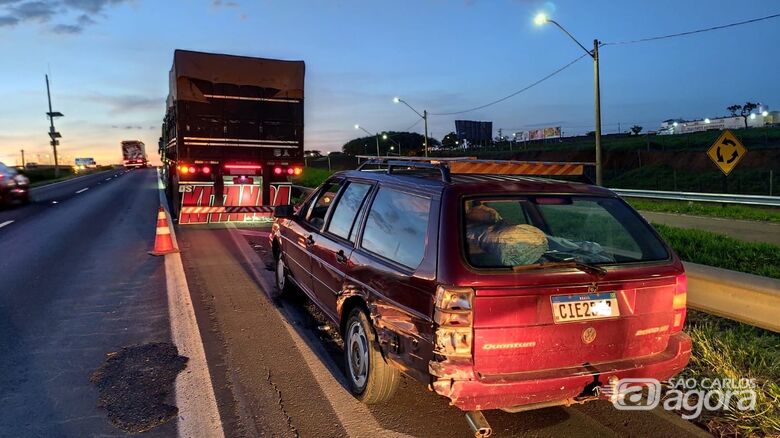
(628, 198), (780, 223)
(652, 224), (780, 279)
(681, 310), (780, 436)
(291, 167), (332, 188)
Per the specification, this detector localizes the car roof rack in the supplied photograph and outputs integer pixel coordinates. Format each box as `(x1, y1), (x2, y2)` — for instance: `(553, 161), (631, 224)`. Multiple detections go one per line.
(355, 156), (595, 184)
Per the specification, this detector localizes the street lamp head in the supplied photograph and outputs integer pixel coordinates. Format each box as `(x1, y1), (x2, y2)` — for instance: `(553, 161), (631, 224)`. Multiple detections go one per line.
(704, 118), (711, 124)
(762, 111), (769, 117)
(382, 134), (388, 140)
(390, 146), (394, 150)
(354, 124), (360, 130)
(750, 113), (757, 120)
(533, 12), (548, 26)
(393, 97), (401, 104)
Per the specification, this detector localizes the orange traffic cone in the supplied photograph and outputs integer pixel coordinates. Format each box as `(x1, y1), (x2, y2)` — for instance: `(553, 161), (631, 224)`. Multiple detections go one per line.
(149, 206), (179, 256)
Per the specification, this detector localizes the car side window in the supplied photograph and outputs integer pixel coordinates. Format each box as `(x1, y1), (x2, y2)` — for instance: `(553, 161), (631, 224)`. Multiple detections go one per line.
(326, 182), (372, 242)
(306, 181), (342, 229)
(360, 187), (431, 270)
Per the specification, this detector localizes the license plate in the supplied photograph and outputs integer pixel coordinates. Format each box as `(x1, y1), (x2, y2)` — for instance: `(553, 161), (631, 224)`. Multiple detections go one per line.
(551, 292), (620, 323)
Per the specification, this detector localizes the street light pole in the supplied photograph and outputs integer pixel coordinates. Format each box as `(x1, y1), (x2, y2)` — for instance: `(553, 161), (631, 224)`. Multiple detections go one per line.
(536, 14), (603, 185)
(355, 124), (381, 157)
(393, 97), (429, 157)
(45, 74), (64, 178)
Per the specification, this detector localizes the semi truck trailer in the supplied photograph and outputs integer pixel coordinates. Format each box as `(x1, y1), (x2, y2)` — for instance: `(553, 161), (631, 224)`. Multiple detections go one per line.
(159, 49), (305, 224)
(122, 141), (148, 168)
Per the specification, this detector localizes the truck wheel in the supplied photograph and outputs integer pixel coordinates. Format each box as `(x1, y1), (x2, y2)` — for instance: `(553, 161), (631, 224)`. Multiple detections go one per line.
(344, 308), (400, 404)
(274, 255), (292, 298)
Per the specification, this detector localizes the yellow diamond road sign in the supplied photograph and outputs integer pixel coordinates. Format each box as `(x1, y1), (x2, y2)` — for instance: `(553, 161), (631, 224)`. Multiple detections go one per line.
(707, 130), (747, 176)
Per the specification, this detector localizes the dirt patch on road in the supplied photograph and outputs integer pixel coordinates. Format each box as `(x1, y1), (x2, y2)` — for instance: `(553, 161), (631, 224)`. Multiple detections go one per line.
(90, 342), (187, 433)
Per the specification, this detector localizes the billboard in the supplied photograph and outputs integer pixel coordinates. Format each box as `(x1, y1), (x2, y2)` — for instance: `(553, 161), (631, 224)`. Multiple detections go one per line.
(455, 120), (493, 143)
(518, 126), (561, 141)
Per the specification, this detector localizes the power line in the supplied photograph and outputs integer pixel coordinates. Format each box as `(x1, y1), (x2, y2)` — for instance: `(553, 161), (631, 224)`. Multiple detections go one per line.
(602, 12), (780, 46)
(429, 53), (589, 116)
(403, 118), (423, 131)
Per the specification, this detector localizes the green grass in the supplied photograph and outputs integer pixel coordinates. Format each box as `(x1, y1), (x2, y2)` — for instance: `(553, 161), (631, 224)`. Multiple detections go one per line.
(291, 167), (332, 188)
(628, 198), (780, 223)
(681, 310), (780, 436)
(652, 224), (780, 279)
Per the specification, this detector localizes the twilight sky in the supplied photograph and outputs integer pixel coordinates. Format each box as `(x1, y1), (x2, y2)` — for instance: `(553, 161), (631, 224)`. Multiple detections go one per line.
(1, 0), (778, 165)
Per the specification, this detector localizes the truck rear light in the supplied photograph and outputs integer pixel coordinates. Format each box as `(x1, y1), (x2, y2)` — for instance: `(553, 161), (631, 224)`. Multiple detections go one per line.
(286, 167), (294, 175)
(273, 167), (283, 175)
(201, 165), (211, 174)
(671, 273), (687, 332)
(434, 286), (474, 357)
(293, 167), (303, 176)
(225, 164), (262, 170)
(188, 166), (197, 174)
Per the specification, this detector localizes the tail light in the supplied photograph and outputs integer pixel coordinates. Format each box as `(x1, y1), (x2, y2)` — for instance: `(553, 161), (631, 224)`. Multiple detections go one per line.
(293, 167), (303, 176)
(273, 167), (283, 175)
(286, 167), (294, 175)
(671, 273), (687, 332)
(433, 286), (474, 357)
(201, 165), (211, 174)
(188, 166), (197, 174)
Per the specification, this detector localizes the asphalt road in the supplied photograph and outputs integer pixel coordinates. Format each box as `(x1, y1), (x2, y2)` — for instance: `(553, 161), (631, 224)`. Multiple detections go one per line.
(0, 167), (175, 436)
(639, 211), (780, 245)
(178, 225), (710, 438)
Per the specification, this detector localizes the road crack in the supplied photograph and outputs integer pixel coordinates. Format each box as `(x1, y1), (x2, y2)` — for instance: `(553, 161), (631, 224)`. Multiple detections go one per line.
(266, 368), (299, 438)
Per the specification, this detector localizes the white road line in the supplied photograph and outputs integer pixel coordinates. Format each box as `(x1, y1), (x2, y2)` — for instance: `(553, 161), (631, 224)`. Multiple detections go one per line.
(0, 220), (14, 229)
(105, 177), (112, 181)
(75, 187), (89, 194)
(157, 170), (224, 438)
(226, 226), (413, 438)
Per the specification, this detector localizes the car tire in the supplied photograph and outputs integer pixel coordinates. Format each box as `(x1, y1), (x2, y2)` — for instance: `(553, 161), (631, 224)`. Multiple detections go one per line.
(343, 308), (400, 404)
(273, 254), (292, 298)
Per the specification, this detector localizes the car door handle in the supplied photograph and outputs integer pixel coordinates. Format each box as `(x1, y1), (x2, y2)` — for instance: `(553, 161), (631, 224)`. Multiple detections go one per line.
(305, 235), (315, 246)
(335, 250), (347, 264)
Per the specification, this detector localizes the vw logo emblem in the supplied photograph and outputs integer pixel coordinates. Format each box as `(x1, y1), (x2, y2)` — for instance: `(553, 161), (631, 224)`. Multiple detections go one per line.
(582, 327), (597, 344)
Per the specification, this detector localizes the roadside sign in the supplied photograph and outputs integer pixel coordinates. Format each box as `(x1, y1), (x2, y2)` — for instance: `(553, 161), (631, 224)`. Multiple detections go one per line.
(707, 130), (746, 176)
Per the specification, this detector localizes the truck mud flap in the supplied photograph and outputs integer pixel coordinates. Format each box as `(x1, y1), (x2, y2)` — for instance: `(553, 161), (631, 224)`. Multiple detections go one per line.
(178, 183), (290, 224)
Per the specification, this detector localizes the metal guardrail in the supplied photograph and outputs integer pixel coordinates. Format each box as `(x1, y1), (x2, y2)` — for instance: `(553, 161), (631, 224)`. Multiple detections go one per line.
(611, 188), (780, 207)
(684, 262), (780, 333)
(293, 187), (777, 332)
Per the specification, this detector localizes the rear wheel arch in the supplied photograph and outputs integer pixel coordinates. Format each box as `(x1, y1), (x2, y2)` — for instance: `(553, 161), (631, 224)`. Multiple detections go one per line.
(339, 295), (369, 336)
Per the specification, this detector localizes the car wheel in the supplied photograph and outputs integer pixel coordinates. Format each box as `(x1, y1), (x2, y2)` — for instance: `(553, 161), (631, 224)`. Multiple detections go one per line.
(344, 308), (400, 404)
(274, 255), (292, 298)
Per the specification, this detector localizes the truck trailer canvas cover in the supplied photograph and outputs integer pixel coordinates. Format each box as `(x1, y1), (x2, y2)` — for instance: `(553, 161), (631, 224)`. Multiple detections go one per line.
(168, 49), (305, 103)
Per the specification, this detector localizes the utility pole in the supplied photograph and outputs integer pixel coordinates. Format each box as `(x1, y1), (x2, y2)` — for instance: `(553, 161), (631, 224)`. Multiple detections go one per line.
(45, 74), (64, 178)
(423, 110), (429, 157)
(20, 149), (25, 168)
(593, 39), (603, 186)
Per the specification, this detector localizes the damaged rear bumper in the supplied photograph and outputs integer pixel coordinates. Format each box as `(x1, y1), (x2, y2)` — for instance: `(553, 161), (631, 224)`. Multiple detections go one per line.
(430, 332), (692, 412)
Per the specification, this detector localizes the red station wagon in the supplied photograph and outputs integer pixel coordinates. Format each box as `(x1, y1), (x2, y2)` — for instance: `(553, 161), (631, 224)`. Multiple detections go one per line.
(270, 158), (691, 437)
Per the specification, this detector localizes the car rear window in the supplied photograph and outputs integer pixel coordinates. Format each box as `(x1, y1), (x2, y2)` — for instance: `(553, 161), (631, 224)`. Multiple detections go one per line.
(463, 196), (668, 268)
(361, 188), (431, 270)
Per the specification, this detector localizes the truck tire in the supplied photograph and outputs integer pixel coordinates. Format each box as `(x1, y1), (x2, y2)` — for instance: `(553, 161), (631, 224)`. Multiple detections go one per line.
(273, 254), (293, 298)
(343, 308), (400, 404)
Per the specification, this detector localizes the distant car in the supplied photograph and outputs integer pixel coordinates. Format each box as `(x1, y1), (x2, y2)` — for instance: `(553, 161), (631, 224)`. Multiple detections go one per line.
(0, 162), (30, 206)
(270, 158), (690, 436)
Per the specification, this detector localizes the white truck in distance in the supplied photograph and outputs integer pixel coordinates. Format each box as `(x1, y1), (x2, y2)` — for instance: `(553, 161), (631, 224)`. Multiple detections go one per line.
(121, 140), (148, 168)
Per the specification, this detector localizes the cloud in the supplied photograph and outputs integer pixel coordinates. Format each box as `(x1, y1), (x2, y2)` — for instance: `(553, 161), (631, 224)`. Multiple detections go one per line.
(0, 0), (128, 33)
(212, 0), (239, 8)
(86, 93), (164, 114)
